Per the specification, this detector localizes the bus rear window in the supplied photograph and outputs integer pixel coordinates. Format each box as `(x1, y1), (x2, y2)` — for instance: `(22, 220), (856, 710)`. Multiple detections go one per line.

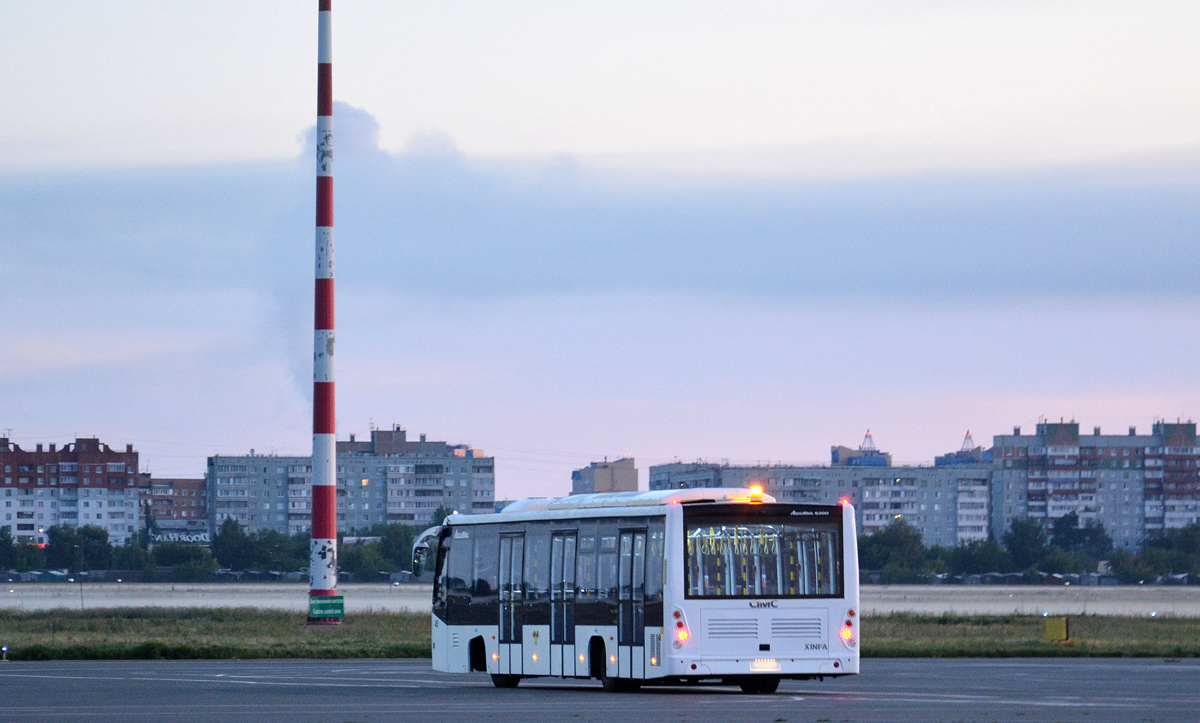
(685, 517), (842, 599)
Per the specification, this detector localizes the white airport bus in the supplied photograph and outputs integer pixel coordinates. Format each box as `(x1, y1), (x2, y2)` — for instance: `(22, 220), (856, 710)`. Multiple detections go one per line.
(429, 487), (859, 693)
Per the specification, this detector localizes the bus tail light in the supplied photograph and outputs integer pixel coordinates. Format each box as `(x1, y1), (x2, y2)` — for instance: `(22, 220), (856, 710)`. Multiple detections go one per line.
(840, 617), (857, 648)
(673, 609), (690, 648)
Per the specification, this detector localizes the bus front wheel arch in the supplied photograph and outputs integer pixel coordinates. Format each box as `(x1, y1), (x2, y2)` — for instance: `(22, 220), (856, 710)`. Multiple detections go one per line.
(468, 636), (487, 672)
(588, 637), (607, 680)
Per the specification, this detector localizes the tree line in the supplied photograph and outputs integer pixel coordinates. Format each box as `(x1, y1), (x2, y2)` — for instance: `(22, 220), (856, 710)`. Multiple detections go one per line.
(861, 512), (1200, 584)
(6, 509), (1197, 585)
(0, 516), (440, 582)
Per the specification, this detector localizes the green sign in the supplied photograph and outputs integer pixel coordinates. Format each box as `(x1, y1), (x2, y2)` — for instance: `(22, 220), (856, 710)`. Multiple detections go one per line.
(309, 596), (344, 619)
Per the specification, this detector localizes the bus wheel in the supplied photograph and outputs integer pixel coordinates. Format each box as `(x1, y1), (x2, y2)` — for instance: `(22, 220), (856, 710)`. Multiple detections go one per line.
(600, 671), (624, 692)
(490, 674), (521, 689)
(602, 675), (639, 692)
(739, 676), (780, 694)
(600, 669), (641, 692)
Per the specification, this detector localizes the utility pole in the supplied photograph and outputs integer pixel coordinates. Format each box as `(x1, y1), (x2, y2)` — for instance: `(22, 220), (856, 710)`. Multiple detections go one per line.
(73, 544), (84, 611)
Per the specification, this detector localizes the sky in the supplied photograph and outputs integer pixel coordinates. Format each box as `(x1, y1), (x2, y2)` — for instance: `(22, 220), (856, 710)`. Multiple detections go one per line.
(2, 1), (1200, 499)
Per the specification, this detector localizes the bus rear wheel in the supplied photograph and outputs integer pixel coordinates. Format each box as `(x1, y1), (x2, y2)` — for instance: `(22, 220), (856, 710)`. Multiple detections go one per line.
(490, 674), (521, 688)
(739, 676), (780, 694)
(601, 672), (640, 693)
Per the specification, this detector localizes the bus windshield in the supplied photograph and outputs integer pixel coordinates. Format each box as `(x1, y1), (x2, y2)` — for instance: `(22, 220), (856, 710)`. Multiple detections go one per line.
(684, 507), (843, 599)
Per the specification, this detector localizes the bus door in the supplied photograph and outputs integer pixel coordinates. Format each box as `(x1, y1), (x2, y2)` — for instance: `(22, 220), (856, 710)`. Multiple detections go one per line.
(617, 529), (647, 678)
(550, 532), (577, 676)
(498, 534), (525, 674)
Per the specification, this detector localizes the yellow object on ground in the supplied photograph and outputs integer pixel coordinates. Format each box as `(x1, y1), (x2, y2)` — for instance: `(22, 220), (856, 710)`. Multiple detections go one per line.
(1045, 616), (1069, 642)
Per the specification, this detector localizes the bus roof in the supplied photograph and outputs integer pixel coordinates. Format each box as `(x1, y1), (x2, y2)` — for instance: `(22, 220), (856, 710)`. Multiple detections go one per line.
(449, 488), (778, 524)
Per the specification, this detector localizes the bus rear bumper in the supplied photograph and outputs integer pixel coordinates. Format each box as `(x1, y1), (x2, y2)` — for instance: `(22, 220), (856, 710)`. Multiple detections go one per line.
(669, 656), (858, 677)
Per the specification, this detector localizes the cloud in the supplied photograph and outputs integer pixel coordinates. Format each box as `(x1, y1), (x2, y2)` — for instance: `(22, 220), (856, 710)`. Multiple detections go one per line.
(5, 103), (1200, 305)
(301, 101), (389, 161)
(5, 102), (1199, 403)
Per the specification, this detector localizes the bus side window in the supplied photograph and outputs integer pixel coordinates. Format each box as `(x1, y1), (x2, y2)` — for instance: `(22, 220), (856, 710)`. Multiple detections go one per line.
(525, 526), (550, 602)
(645, 522), (665, 626)
(473, 527), (499, 596)
(449, 530), (472, 594)
(598, 535), (618, 600)
(577, 535), (597, 597)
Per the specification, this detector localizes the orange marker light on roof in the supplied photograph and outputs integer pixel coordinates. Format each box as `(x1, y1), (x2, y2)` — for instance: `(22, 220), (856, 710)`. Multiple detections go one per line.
(840, 496), (851, 505)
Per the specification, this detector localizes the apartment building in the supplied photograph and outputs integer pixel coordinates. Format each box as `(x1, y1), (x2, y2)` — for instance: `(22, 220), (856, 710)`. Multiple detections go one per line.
(207, 425), (495, 535)
(570, 457), (638, 495)
(0, 437), (142, 545)
(648, 435), (991, 547)
(141, 476), (209, 542)
(991, 421), (1199, 550)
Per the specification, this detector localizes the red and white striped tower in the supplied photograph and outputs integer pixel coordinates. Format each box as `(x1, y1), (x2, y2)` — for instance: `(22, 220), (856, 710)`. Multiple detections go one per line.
(309, 0), (339, 622)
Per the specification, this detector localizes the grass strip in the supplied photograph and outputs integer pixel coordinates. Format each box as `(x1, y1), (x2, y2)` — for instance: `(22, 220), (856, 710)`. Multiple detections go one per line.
(863, 612), (1200, 658)
(1, 609), (1198, 660)
(0, 607), (431, 661)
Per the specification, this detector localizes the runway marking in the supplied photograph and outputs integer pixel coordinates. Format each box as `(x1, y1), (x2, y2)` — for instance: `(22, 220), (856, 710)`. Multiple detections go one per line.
(786, 690), (1157, 710)
(125, 675), (491, 690)
(0, 673), (128, 682)
(218, 673), (458, 685)
(0, 671), (486, 690)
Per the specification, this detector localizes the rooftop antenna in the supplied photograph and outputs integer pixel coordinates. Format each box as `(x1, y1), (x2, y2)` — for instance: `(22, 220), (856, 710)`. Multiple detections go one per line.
(960, 431), (975, 452)
(860, 430), (877, 452)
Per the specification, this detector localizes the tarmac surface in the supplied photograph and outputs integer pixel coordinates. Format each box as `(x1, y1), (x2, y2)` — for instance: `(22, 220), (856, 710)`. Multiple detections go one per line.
(5, 582), (1200, 616)
(0, 657), (1196, 722)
